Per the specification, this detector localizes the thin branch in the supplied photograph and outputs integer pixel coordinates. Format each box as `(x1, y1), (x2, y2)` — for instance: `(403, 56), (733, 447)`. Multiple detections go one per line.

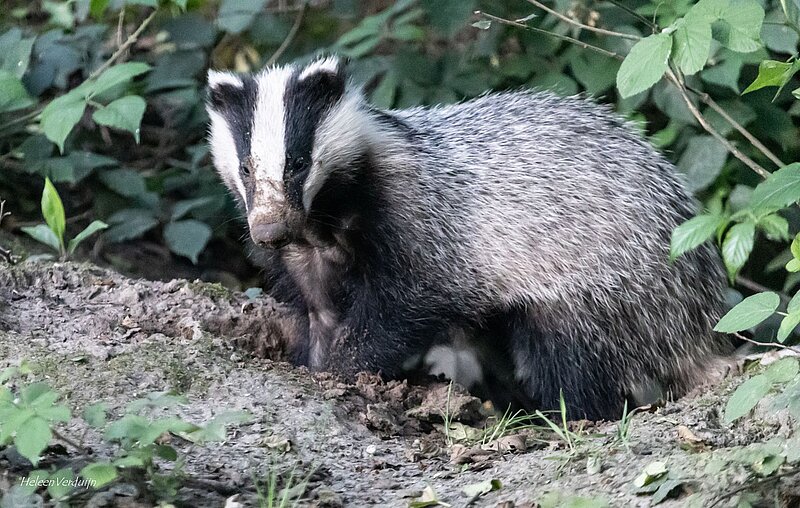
(477, 11), (622, 60)
(735, 276), (790, 302)
(88, 9), (157, 81)
(525, 0), (641, 40)
(665, 69), (771, 179)
(687, 86), (785, 169)
(733, 332), (794, 351)
(51, 428), (89, 455)
(605, 0), (658, 31)
(709, 468), (800, 508)
(266, 1), (307, 66)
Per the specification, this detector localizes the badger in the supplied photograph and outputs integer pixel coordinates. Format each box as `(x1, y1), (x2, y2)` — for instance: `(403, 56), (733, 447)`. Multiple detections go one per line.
(205, 56), (732, 420)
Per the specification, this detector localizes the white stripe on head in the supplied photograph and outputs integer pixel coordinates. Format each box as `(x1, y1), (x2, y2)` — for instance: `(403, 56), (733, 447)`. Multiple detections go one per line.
(207, 109), (248, 209)
(299, 56), (340, 81)
(207, 70), (243, 89)
(250, 66), (294, 208)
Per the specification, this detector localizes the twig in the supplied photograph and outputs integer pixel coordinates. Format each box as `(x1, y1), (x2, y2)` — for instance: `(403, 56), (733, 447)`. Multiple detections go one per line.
(477, 11), (622, 60)
(51, 428), (89, 455)
(266, 1), (307, 66)
(735, 276), (790, 302)
(687, 86), (785, 169)
(525, 0), (641, 40)
(605, 0), (658, 31)
(665, 69), (771, 179)
(88, 9), (157, 81)
(709, 468), (800, 507)
(116, 8), (125, 47)
(733, 332), (793, 351)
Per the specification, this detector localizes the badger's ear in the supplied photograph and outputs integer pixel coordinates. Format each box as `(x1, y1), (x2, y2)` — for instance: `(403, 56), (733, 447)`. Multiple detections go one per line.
(206, 70), (244, 110)
(297, 55), (348, 89)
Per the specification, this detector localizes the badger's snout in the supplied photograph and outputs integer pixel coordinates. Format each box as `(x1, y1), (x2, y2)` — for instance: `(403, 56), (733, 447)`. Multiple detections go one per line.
(250, 222), (290, 249)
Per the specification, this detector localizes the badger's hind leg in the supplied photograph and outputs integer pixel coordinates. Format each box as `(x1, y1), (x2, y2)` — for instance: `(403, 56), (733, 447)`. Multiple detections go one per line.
(500, 308), (635, 421)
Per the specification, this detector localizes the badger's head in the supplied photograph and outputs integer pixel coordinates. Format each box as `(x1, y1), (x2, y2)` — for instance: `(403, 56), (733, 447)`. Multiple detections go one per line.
(206, 56), (373, 249)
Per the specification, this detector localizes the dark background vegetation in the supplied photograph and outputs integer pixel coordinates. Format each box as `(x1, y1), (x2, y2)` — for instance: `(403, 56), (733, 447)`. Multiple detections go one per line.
(0, 0), (798, 314)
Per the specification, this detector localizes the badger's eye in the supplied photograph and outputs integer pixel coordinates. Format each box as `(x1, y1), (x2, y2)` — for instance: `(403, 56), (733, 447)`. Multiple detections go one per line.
(240, 158), (254, 178)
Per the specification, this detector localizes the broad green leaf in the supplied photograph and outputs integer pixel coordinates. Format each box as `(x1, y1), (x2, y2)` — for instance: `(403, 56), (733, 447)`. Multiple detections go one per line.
(41, 178), (65, 249)
(617, 33), (673, 98)
(789, 290), (800, 314)
(0, 407), (34, 443)
(47, 468), (76, 500)
(785, 258), (800, 272)
(89, 62), (151, 98)
(689, 0), (730, 21)
(36, 404), (70, 422)
(80, 462), (118, 488)
(99, 169), (146, 197)
(670, 214), (726, 260)
(677, 135), (728, 191)
(89, 0), (110, 19)
(14, 416), (51, 466)
(721, 222), (755, 281)
(112, 455), (145, 468)
(0, 70), (34, 112)
(672, 16), (712, 75)
(20, 225), (61, 253)
(781, 0), (800, 27)
(757, 214), (790, 242)
(724, 374), (771, 423)
(164, 220), (212, 264)
(83, 403), (107, 428)
(40, 90), (87, 153)
(743, 60), (800, 94)
(67, 220), (108, 254)
(713, 0), (765, 53)
(462, 478), (502, 498)
(750, 163), (800, 214)
(421, 0), (476, 37)
(633, 461), (668, 488)
(217, 0), (268, 34)
(764, 357), (799, 382)
(714, 291), (780, 332)
(92, 96), (146, 142)
(171, 197), (216, 221)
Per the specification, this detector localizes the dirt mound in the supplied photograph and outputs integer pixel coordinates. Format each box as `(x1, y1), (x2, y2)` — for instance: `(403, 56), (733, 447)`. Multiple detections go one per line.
(0, 261), (797, 507)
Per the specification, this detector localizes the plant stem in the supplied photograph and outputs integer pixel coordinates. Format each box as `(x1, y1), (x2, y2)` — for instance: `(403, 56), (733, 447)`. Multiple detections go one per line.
(266, 1), (307, 66)
(525, 0), (641, 40)
(88, 9), (157, 81)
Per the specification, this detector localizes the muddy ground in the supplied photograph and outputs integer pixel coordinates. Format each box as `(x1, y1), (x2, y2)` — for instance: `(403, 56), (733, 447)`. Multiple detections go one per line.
(0, 261), (798, 507)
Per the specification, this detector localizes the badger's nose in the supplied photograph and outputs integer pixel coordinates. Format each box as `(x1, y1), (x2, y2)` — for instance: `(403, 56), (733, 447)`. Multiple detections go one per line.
(251, 222), (290, 249)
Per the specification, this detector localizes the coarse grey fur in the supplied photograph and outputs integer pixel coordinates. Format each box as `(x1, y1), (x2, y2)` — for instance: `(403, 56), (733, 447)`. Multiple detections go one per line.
(206, 57), (732, 420)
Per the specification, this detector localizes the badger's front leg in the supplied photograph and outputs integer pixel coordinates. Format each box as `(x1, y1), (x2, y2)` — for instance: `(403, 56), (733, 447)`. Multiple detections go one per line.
(311, 301), (439, 379)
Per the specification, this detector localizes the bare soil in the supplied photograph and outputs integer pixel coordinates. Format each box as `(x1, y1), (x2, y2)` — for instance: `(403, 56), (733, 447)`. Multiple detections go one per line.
(0, 261), (798, 507)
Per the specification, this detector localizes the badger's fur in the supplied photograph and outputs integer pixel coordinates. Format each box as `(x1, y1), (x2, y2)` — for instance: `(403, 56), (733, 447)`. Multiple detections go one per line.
(206, 56), (732, 420)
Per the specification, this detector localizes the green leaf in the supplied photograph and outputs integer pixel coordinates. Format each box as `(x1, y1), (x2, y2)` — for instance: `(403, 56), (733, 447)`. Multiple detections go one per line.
(0, 70), (34, 113)
(112, 455), (146, 468)
(14, 416), (52, 466)
(67, 220), (108, 254)
(421, 0), (476, 37)
(713, 0), (765, 53)
(786, 258), (800, 272)
(757, 214), (790, 242)
(724, 374), (771, 423)
(218, 0), (268, 33)
(89, 0), (110, 19)
(89, 62), (151, 98)
(671, 16), (712, 75)
(689, 0), (730, 22)
(41, 178), (66, 250)
(462, 478), (502, 498)
(777, 311), (800, 342)
(714, 292), (780, 332)
(47, 468), (76, 500)
(99, 169), (147, 197)
(750, 163), (800, 214)
(40, 90), (87, 153)
(764, 357), (799, 382)
(743, 60), (800, 94)
(83, 403), (107, 428)
(781, 0), (800, 27)
(721, 222), (755, 281)
(92, 96), (146, 142)
(670, 214), (726, 261)
(677, 135), (728, 191)
(80, 462), (118, 488)
(633, 461), (668, 488)
(617, 33), (673, 98)
(20, 224), (61, 253)
(164, 220), (212, 264)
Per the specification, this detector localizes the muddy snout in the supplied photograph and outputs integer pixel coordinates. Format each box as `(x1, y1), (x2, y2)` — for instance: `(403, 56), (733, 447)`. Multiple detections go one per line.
(250, 222), (290, 249)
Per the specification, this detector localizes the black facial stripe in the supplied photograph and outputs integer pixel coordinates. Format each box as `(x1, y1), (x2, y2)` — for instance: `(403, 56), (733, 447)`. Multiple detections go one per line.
(208, 76), (258, 203)
(283, 65), (346, 209)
